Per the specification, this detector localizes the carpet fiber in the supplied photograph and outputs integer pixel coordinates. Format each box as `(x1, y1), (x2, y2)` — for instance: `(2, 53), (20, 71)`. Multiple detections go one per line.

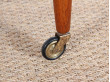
(0, 0), (109, 82)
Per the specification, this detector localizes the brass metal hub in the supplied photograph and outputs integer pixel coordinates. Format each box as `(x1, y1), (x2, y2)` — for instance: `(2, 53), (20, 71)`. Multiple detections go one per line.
(45, 41), (64, 59)
(53, 32), (71, 53)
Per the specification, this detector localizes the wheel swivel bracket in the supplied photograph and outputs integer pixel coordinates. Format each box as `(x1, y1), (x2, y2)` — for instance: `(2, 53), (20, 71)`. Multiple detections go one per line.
(53, 32), (71, 53)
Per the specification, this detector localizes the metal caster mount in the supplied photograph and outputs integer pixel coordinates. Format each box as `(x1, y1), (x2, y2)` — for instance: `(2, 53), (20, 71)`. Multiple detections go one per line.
(42, 32), (71, 60)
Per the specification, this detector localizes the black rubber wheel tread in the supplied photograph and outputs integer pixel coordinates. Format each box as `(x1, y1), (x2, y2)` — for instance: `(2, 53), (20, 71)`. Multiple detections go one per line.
(42, 36), (66, 60)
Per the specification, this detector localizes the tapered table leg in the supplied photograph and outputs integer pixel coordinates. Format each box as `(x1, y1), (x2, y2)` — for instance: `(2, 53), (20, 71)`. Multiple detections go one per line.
(53, 0), (72, 34)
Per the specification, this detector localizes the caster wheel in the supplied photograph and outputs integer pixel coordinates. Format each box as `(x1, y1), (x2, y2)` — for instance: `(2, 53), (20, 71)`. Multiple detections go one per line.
(42, 37), (66, 60)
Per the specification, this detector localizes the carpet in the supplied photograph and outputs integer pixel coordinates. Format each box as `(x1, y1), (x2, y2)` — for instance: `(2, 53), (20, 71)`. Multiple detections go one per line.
(0, 0), (109, 82)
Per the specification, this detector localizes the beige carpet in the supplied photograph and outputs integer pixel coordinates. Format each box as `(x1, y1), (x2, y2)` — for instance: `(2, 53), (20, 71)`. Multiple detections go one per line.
(0, 0), (109, 82)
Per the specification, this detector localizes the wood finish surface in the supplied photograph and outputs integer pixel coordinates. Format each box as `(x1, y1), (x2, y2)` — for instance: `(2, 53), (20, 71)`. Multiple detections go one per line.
(53, 0), (72, 34)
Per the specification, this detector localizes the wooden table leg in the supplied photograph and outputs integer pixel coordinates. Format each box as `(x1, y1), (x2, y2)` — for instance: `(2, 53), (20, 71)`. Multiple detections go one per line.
(42, 0), (72, 60)
(53, 0), (72, 34)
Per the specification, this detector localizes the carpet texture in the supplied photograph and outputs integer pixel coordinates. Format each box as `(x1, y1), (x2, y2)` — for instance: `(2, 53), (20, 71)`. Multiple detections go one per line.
(0, 0), (109, 82)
